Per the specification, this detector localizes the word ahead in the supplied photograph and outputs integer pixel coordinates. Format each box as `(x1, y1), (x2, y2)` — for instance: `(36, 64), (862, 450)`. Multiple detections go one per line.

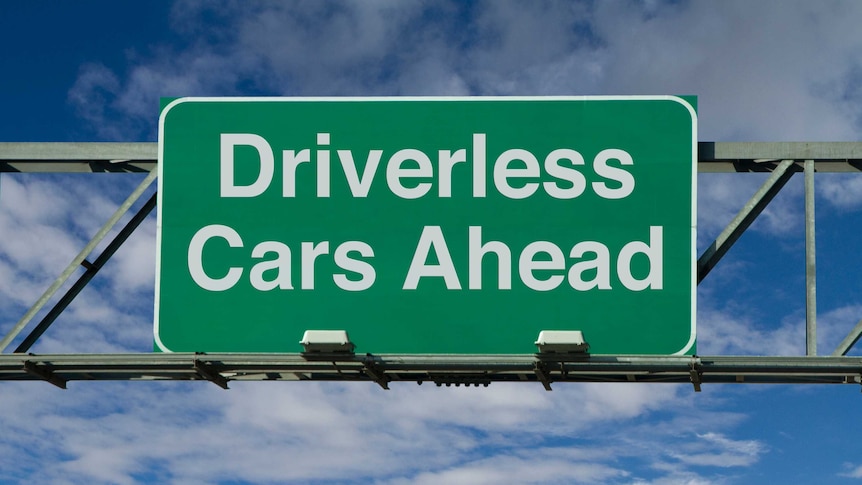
(156, 97), (696, 355)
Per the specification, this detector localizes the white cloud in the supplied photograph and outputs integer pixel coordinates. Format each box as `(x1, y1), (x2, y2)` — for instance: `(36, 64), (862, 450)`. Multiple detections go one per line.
(589, 1), (862, 141)
(66, 1), (862, 143)
(814, 304), (862, 356)
(629, 474), (727, 485)
(818, 173), (862, 210)
(697, 305), (804, 356)
(380, 450), (627, 485)
(840, 463), (862, 479)
(106, 214), (156, 296)
(670, 433), (765, 468)
(698, 299), (862, 356)
(0, 176), (83, 279)
(696, 173), (805, 249)
(694, 169), (862, 240)
(67, 63), (122, 140)
(0, 379), (764, 484)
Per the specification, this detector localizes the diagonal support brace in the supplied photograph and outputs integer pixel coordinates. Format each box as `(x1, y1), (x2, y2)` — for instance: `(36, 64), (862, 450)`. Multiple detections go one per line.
(363, 354), (390, 390)
(697, 159), (797, 284)
(832, 318), (862, 356)
(24, 361), (67, 389)
(690, 361), (703, 392)
(534, 362), (553, 391)
(12, 192), (157, 353)
(194, 357), (229, 390)
(0, 169), (157, 352)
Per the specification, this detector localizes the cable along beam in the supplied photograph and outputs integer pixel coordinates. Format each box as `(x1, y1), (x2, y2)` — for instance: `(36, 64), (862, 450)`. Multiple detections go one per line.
(0, 354), (860, 391)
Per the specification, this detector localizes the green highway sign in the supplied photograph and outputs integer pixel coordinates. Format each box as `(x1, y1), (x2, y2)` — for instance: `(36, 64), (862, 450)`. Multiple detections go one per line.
(155, 96), (697, 355)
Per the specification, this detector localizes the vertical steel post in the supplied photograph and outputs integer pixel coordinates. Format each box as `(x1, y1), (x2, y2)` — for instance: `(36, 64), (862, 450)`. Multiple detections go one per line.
(804, 160), (817, 356)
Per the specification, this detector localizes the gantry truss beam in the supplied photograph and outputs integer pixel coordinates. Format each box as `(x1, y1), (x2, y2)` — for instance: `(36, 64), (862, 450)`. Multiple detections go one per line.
(2, 142), (862, 173)
(2, 141), (862, 389)
(1, 354), (860, 391)
(0, 142), (155, 173)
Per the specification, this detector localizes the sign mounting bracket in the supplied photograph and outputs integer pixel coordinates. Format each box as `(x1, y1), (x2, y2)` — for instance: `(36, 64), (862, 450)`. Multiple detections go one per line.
(194, 356), (230, 390)
(362, 355), (390, 390)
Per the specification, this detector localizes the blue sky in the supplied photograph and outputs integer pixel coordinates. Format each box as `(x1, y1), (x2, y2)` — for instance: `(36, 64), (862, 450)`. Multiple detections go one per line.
(2, 1), (862, 483)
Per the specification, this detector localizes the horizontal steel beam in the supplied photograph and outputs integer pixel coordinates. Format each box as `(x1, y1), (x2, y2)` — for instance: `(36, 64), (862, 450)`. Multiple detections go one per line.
(0, 142), (155, 173)
(1, 353), (860, 389)
(2, 142), (862, 173)
(698, 142), (862, 172)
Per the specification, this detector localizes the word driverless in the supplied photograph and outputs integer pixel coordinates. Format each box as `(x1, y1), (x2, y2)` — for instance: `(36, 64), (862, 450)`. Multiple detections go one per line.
(187, 133), (664, 293)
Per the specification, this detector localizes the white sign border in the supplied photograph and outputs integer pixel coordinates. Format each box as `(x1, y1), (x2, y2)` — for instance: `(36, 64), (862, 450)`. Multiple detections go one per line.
(154, 95), (697, 355)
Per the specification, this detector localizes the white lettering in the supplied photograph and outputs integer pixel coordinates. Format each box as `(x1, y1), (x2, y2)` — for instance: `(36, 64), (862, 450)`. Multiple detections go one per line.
(438, 149), (466, 197)
(473, 133), (487, 197)
(338, 149), (383, 197)
(519, 241), (565, 291)
(568, 241), (611, 290)
(494, 149), (540, 199)
(333, 241), (376, 291)
(617, 226), (663, 290)
(219, 132), (639, 201)
(317, 133), (330, 197)
(387, 149), (433, 199)
(404, 226), (462, 289)
(250, 241), (293, 290)
(301, 241), (330, 290)
(282, 149), (310, 197)
(592, 148), (635, 199)
(220, 134), (274, 198)
(188, 224), (244, 291)
(468, 226), (511, 290)
(543, 148), (587, 199)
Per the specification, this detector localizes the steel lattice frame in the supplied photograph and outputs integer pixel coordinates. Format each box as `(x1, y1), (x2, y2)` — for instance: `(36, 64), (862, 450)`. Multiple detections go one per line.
(1, 141), (861, 391)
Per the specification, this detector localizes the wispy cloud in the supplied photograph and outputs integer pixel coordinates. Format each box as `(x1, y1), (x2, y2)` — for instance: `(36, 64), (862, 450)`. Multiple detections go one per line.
(0, 379), (769, 484)
(840, 463), (862, 479)
(818, 173), (862, 210)
(696, 173), (807, 249)
(66, 1), (862, 142)
(671, 432), (766, 468)
(378, 449), (628, 485)
(67, 63), (122, 140)
(698, 301), (862, 356)
(697, 305), (805, 356)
